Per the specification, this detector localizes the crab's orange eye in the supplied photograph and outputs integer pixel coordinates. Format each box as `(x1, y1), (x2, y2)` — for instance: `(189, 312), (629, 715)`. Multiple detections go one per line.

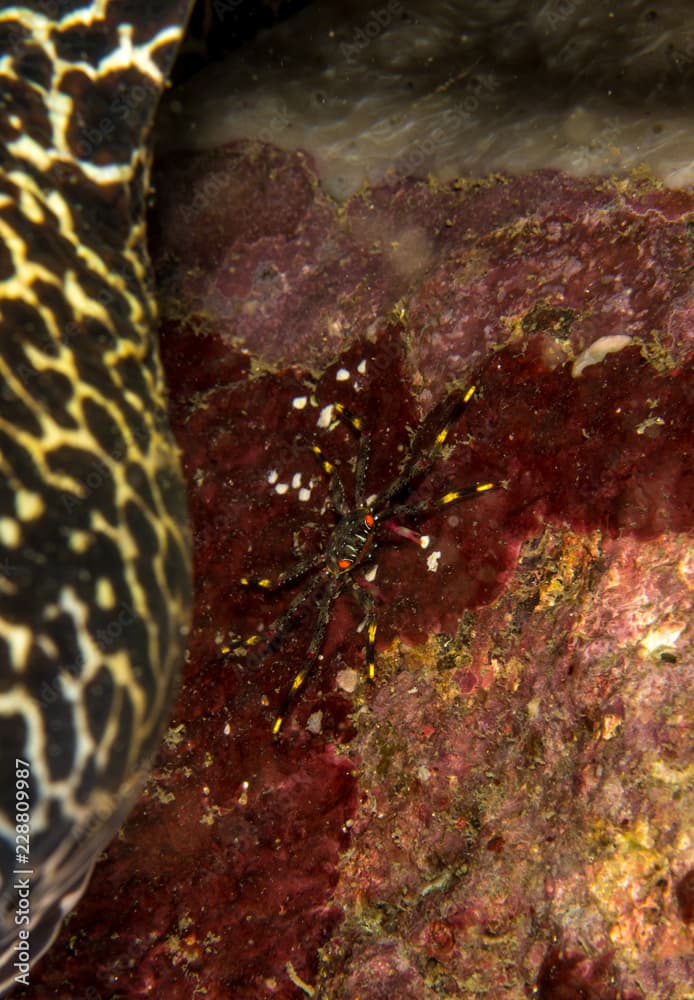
(365, 513), (375, 528)
(338, 558), (351, 570)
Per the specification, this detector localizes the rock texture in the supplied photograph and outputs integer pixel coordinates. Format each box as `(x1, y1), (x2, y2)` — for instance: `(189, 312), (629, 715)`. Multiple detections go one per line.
(24, 146), (692, 999)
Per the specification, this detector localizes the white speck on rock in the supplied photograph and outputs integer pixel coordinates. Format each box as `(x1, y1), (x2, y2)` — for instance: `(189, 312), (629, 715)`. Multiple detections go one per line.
(317, 404), (334, 428)
(336, 667), (359, 693)
(427, 550), (441, 572)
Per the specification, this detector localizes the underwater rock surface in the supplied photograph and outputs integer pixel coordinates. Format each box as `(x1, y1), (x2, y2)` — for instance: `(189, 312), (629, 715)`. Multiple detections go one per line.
(22, 144), (693, 998)
(151, 142), (694, 382)
(158, 0), (694, 197)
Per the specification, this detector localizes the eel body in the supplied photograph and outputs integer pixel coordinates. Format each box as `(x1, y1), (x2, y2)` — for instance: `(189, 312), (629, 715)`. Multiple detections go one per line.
(0, 1), (193, 989)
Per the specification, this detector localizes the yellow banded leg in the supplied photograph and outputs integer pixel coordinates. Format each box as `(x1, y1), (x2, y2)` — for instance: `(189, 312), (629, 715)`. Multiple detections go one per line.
(385, 479), (497, 523)
(378, 384), (481, 508)
(223, 569), (325, 660)
(354, 585), (378, 682)
(333, 402), (372, 506)
(311, 441), (349, 514)
(272, 576), (340, 735)
(438, 481), (496, 506)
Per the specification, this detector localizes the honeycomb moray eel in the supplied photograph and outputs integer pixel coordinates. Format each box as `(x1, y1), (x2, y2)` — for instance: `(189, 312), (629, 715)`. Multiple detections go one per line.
(0, 1), (193, 990)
